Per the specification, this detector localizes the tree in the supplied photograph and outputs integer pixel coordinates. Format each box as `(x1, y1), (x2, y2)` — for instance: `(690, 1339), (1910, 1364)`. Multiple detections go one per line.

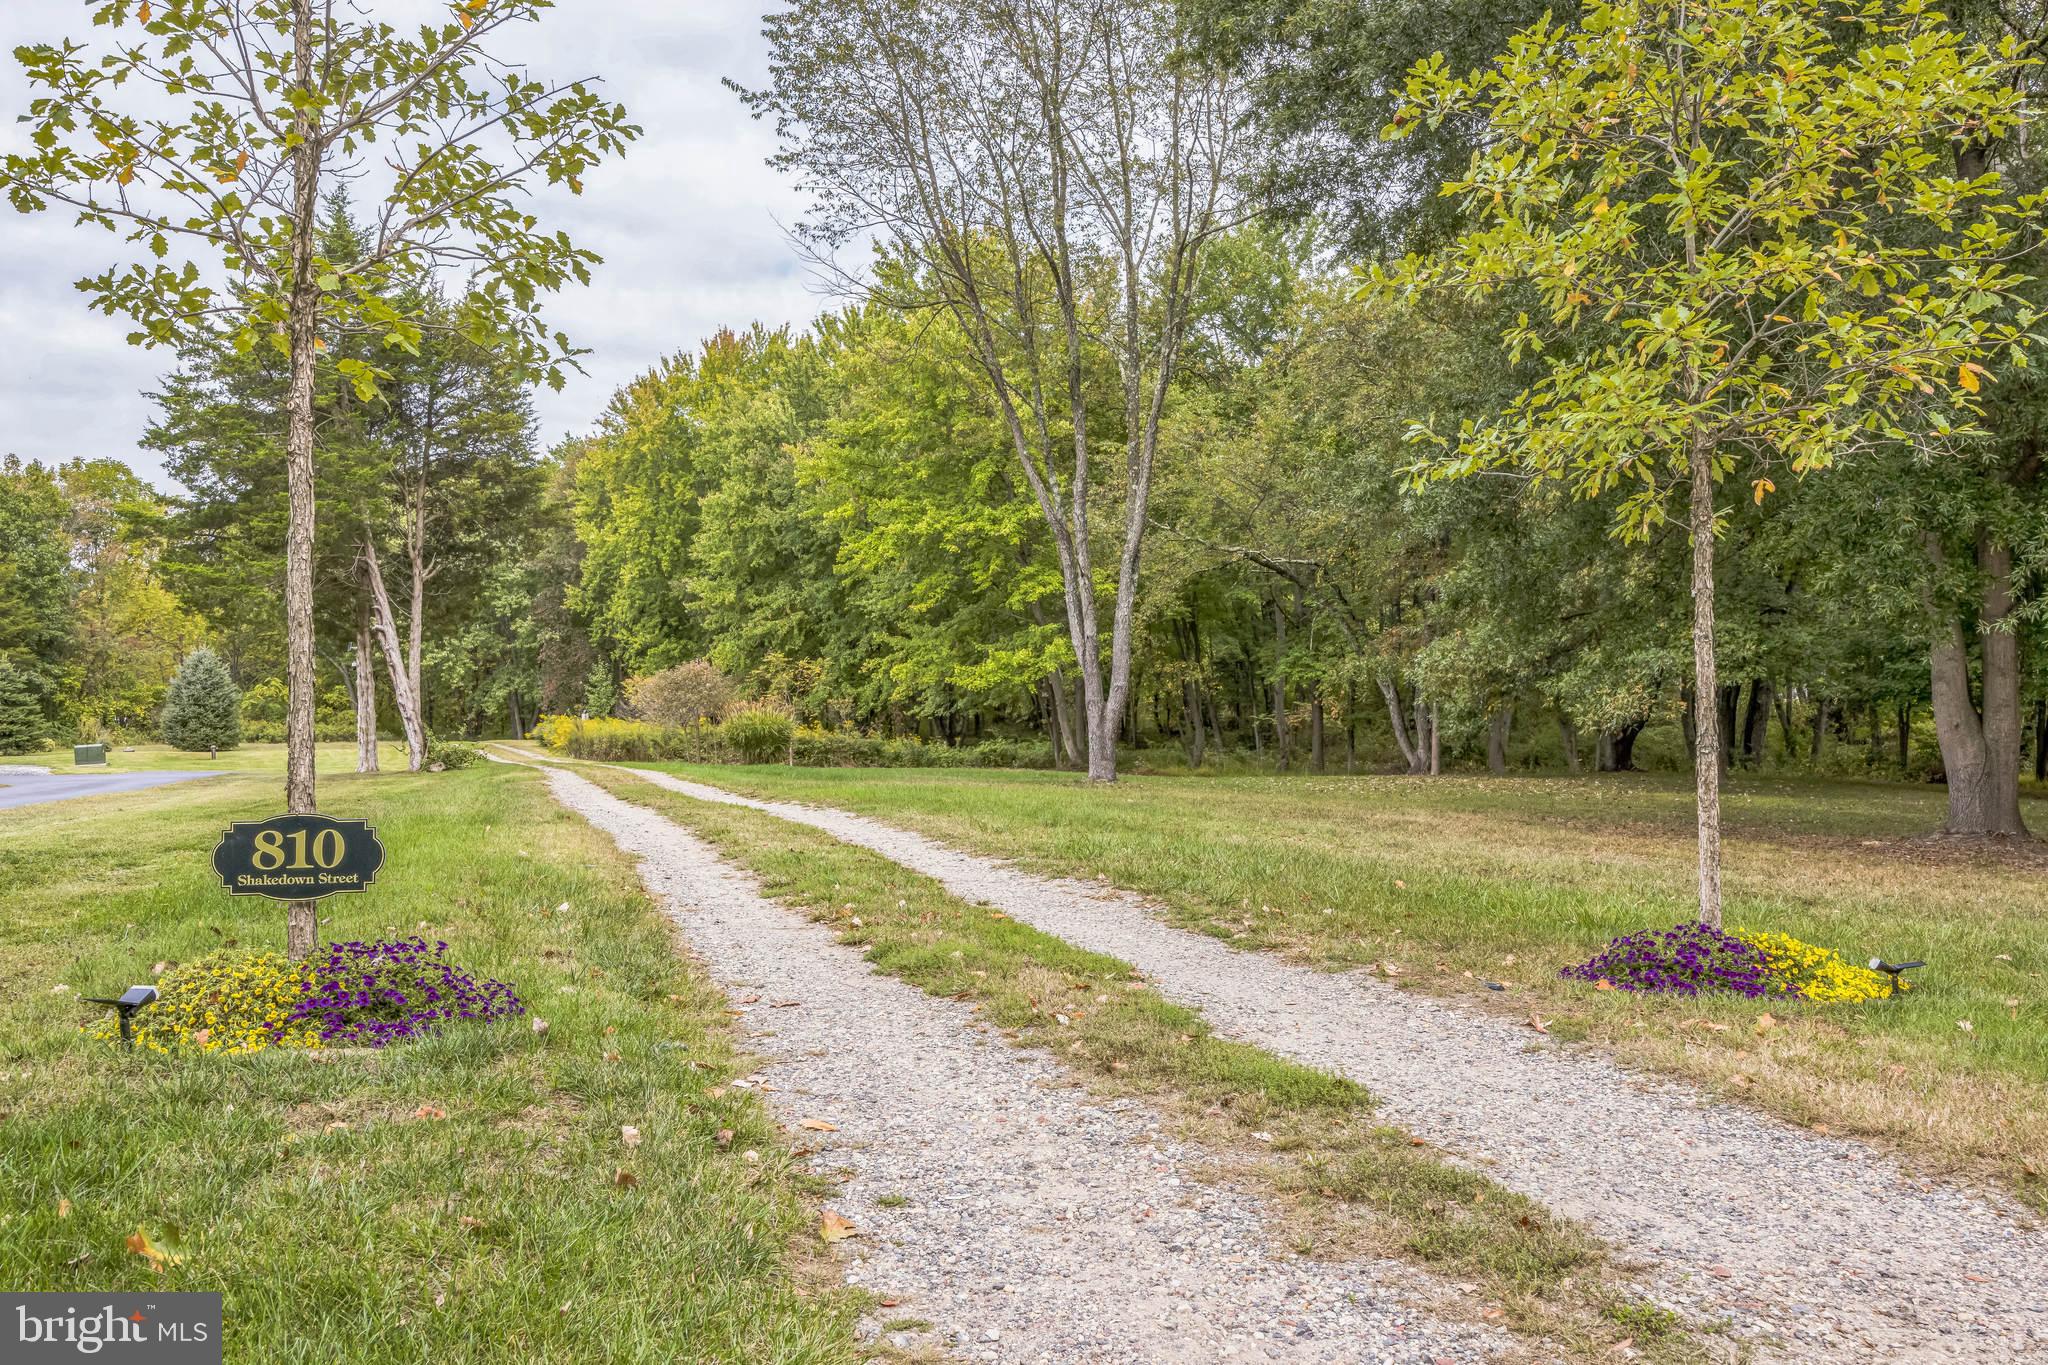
(0, 457), (75, 710)
(628, 662), (736, 728)
(162, 647), (243, 755)
(1390, 0), (2039, 922)
(740, 0), (1246, 780)
(0, 662), (49, 756)
(4, 0), (637, 955)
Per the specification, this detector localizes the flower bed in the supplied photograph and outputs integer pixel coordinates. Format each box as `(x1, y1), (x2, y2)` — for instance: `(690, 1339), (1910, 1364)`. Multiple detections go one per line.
(87, 939), (524, 1053)
(1561, 922), (1899, 1003)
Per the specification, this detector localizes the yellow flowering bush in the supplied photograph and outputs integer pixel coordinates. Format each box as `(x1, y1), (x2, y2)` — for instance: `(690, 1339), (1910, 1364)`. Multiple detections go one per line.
(1732, 930), (1902, 1004)
(87, 950), (323, 1054)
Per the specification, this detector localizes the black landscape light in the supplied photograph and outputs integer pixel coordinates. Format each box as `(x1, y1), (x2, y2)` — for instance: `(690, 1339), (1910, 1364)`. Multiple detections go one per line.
(1869, 959), (1925, 998)
(84, 985), (159, 1050)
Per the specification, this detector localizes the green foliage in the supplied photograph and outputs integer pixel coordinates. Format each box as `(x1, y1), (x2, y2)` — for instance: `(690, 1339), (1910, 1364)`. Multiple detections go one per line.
(160, 648), (242, 752)
(0, 661), (50, 755)
(1387, 0), (2039, 531)
(531, 715), (1055, 770)
(1, 1), (639, 395)
(425, 736), (483, 770)
(719, 704), (795, 764)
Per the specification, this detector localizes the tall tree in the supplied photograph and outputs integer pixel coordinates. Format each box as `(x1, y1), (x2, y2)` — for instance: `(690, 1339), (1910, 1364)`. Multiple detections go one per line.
(4, 0), (636, 955)
(740, 0), (1245, 779)
(1391, 0), (2039, 922)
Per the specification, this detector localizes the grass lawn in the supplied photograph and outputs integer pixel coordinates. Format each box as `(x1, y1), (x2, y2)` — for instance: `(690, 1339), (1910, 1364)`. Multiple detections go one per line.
(10, 741), (412, 776)
(568, 763), (1706, 1363)
(0, 757), (859, 1364)
(602, 760), (2047, 1208)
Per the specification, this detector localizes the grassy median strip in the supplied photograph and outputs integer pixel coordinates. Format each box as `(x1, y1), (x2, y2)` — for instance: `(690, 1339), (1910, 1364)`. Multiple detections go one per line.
(611, 760), (2047, 1209)
(570, 762), (1705, 1362)
(0, 761), (859, 1365)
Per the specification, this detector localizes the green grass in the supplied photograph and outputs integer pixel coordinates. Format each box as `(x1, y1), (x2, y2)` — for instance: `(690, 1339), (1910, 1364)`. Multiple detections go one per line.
(593, 759), (2048, 1207)
(6, 741), (409, 776)
(0, 762), (859, 1364)
(567, 763), (1707, 1362)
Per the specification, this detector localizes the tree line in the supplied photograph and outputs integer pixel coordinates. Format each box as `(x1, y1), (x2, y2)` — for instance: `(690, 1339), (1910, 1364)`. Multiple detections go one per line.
(6, 0), (2047, 937)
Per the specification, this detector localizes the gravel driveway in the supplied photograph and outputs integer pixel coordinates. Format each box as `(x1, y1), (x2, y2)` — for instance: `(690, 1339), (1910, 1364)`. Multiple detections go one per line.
(536, 762), (1509, 1365)
(610, 763), (2048, 1364)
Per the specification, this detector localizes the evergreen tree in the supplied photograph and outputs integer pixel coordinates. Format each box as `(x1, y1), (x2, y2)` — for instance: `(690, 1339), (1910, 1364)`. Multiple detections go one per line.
(0, 663), (48, 756)
(162, 649), (243, 756)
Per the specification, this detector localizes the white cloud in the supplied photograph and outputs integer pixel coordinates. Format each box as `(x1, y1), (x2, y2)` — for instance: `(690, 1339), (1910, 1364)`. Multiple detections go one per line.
(0, 0), (826, 489)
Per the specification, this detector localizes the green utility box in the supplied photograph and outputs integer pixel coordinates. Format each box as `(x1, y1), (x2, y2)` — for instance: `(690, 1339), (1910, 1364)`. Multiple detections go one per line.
(74, 744), (107, 766)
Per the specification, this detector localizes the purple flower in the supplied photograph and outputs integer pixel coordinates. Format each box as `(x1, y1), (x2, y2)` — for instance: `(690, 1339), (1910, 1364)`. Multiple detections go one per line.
(270, 936), (524, 1046)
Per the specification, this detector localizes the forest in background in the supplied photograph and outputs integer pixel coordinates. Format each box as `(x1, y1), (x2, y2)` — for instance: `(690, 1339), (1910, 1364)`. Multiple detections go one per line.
(3, 0), (2045, 821)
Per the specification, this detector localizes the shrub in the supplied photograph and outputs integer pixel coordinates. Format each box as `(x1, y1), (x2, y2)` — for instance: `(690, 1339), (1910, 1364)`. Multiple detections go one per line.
(0, 662), (48, 755)
(161, 648), (242, 752)
(1563, 922), (1903, 1003)
(626, 661), (736, 726)
(721, 703), (794, 763)
(239, 677), (288, 724)
(88, 950), (323, 1054)
(426, 736), (482, 770)
(279, 937), (524, 1047)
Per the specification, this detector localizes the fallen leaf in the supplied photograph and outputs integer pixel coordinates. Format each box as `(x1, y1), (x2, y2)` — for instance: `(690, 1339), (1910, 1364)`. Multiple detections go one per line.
(620, 1125), (642, 1147)
(413, 1104), (447, 1121)
(1593, 978), (1615, 991)
(323, 1121), (349, 1135)
(1250, 1131), (1275, 1143)
(715, 1128), (734, 1149)
(530, 1017), (550, 1036)
(125, 1226), (184, 1274)
(57, 1198), (71, 1219)
(1754, 1012), (1777, 1034)
(190, 1028), (210, 1046)
(819, 1210), (858, 1243)
(613, 1168), (638, 1189)
(799, 1118), (838, 1132)
(1958, 1019), (1975, 1033)
(1527, 1014), (1550, 1034)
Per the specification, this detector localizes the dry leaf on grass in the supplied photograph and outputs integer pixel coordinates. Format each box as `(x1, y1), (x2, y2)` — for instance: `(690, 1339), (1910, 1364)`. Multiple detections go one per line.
(125, 1226), (184, 1273)
(819, 1210), (858, 1243)
(1526, 1014), (1550, 1034)
(613, 1168), (638, 1189)
(413, 1104), (447, 1121)
(620, 1125), (642, 1147)
(57, 1198), (71, 1218)
(798, 1118), (838, 1132)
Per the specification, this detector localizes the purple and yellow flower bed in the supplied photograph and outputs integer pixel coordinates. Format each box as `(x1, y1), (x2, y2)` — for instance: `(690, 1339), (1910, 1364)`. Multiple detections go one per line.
(1562, 922), (1902, 1004)
(87, 936), (523, 1054)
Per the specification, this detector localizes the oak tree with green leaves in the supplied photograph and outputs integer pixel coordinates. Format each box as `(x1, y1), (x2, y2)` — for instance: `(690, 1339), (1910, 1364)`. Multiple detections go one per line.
(1385, 0), (2039, 925)
(3, 0), (636, 954)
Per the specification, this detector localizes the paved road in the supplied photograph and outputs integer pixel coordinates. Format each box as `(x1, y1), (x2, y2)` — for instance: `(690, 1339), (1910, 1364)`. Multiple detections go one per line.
(0, 768), (227, 811)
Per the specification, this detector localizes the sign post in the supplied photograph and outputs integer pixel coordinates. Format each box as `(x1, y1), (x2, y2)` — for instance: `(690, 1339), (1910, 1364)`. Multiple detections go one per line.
(212, 814), (385, 902)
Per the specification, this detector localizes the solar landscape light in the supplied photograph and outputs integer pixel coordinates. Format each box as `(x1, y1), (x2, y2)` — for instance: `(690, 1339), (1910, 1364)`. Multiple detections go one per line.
(84, 985), (159, 1050)
(1869, 959), (1925, 998)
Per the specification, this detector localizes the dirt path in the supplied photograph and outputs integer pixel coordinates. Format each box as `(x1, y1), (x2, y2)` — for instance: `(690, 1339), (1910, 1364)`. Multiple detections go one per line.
(529, 761), (1507, 1364)
(605, 762), (2048, 1364)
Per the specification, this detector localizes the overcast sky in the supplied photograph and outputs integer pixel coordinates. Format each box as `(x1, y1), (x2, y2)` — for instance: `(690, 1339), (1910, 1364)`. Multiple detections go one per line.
(0, 0), (825, 490)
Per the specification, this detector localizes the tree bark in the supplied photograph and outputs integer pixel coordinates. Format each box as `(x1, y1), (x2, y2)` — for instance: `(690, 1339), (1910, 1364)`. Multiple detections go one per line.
(1558, 713), (1580, 774)
(1309, 688), (1325, 773)
(362, 540), (428, 771)
(1687, 445), (1725, 928)
(1925, 534), (2029, 835)
(1380, 678), (1423, 774)
(354, 598), (379, 774)
(1486, 705), (1513, 775)
(1809, 698), (1829, 762)
(1183, 677), (1205, 768)
(1270, 597), (1290, 773)
(1741, 678), (1773, 767)
(282, 0), (322, 961)
(1898, 700), (1912, 774)
(509, 690), (524, 741)
(2034, 699), (2046, 784)
(1427, 703), (1441, 777)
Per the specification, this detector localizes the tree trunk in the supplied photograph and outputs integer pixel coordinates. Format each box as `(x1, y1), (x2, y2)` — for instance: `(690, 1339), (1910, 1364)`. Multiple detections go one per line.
(1898, 700), (1912, 775)
(1344, 682), (1358, 775)
(1598, 721), (1643, 772)
(282, 0), (322, 962)
(1048, 669), (1081, 771)
(1270, 597), (1290, 773)
(1558, 713), (1580, 774)
(362, 541), (428, 771)
(1427, 704), (1441, 777)
(1380, 678), (1423, 774)
(1809, 698), (1829, 762)
(1741, 678), (1773, 767)
(2034, 699), (2046, 783)
(1717, 683), (1740, 774)
(1309, 688), (1325, 773)
(354, 599), (379, 774)
(1486, 705), (1513, 775)
(509, 690), (525, 741)
(1183, 677), (1205, 768)
(1687, 446), (1725, 929)
(1926, 536), (2029, 835)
